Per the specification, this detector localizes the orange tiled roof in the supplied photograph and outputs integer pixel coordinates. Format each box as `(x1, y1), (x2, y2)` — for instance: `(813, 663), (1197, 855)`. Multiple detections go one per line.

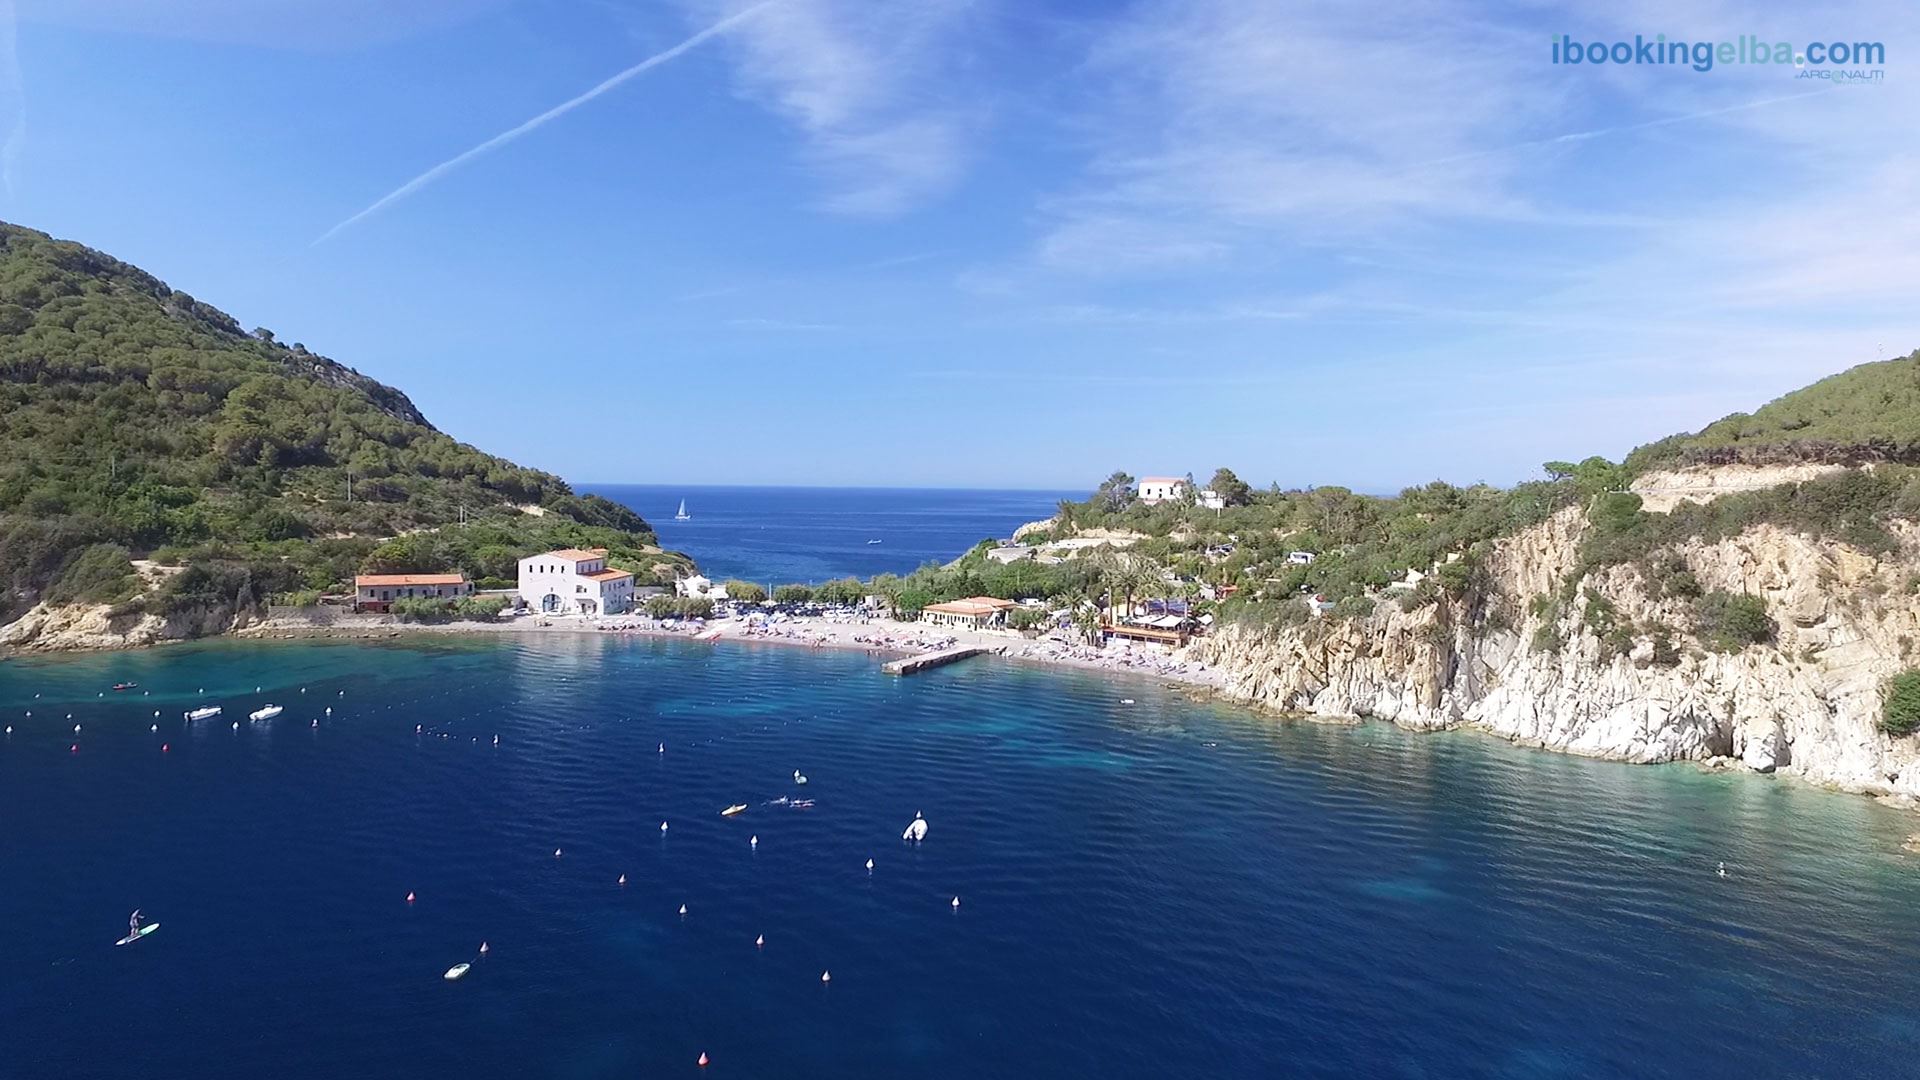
(355, 574), (468, 587)
(585, 568), (633, 582)
(543, 548), (605, 562)
(924, 596), (1017, 616)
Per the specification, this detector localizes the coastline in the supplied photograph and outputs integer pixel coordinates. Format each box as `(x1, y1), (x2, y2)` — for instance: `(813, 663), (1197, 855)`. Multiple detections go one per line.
(233, 610), (1236, 695)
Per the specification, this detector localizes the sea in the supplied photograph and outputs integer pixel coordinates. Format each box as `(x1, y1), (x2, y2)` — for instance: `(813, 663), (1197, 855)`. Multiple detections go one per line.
(582, 485), (1079, 585)
(4, 637), (1920, 1078)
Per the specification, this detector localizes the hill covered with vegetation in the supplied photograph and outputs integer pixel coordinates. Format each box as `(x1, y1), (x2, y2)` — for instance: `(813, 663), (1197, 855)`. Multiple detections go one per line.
(1627, 351), (1920, 470)
(0, 221), (689, 627)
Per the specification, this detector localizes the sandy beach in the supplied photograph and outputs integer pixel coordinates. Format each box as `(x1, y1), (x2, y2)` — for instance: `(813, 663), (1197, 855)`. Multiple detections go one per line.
(241, 608), (1235, 695)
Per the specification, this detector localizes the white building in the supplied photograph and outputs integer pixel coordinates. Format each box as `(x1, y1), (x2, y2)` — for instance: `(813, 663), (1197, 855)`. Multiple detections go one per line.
(1286, 550), (1317, 565)
(1197, 488), (1226, 510)
(354, 573), (471, 613)
(517, 548), (635, 615)
(676, 574), (731, 601)
(1137, 476), (1190, 504)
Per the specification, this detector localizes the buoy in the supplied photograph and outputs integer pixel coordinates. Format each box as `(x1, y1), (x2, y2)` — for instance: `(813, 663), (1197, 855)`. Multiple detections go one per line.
(325, 707), (332, 715)
(301, 687), (306, 693)
(150, 724), (157, 732)
(678, 903), (687, 916)
(479, 942), (489, 955)
(162, 743), (169, 752)
(153, 710), (160, 717)
(660, 821), (669, 833)
(554, 848), (563, 858)
(866, 858), (874, 871)
(697, 1052), (709, 1067)
(657, 742), (664, 753)
(407, 891), (416, 903)
(416, 725), (423, 734)
(312, 719), (318, 728)
(755, 933), (764, 948)
(951, 896), (961, 909)
(618, 873), (627, 886)
(73, 724), (80, 733)
(750, 835), (758, 848)
(821, 970), (831, 984)
(231, 721), (239, 730)
(492, 735), (499, 746)
(5, 726), (11, 734)
(69, 744), (78, 753)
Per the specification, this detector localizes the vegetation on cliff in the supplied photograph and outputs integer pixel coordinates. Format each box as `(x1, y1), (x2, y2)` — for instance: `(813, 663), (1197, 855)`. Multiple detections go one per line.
(0, 221), (689, 627)
(1627, 351), (1920, 470)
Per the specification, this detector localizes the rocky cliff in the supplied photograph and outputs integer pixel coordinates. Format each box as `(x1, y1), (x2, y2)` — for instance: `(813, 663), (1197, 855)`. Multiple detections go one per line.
(1193, 491), (1920, 797)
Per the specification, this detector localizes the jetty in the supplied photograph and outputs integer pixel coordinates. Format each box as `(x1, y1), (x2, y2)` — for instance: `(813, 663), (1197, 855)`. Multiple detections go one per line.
(883, 646), (988, 676)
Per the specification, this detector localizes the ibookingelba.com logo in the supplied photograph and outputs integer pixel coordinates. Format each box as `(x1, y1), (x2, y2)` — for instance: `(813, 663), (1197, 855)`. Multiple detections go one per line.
(1551, 34), (1885, 82)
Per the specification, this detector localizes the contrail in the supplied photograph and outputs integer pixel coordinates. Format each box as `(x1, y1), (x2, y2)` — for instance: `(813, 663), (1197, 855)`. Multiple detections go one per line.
(1416, 88), (1833, 172)
(312, 0), (780, 246)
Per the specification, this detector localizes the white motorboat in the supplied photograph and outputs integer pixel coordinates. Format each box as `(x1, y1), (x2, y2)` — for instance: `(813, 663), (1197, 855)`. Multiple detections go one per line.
(186, 706), (222, 721)
(249, 705), (283, 721)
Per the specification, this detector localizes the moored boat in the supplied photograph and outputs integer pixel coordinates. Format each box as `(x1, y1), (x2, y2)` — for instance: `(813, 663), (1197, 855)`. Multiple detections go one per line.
(249, 705), (283, 721)
(186, 706), (222, 721)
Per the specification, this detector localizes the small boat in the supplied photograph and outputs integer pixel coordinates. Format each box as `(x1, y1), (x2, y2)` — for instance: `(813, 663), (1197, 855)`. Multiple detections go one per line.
(249, 705), (283, 721)
(674, 498), (691, 521)
(111, 682), (138, 691)
(443, 962), (471, 981)
(903, 812), (928, 842)
(866, 539), (881, 544)
(186, 706), (222, 722)
(721, 804), (748, 817)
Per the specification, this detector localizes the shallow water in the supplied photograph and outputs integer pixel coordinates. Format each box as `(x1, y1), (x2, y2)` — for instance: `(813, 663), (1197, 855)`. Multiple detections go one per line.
(2, 637), (1918, 1078)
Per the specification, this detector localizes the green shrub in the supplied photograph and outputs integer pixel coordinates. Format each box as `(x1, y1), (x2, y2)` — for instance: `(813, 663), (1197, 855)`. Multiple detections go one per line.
(1694, 591), (1774, 652)
(1882, 670), (1920, 736)
(772, 584), (814, 605)
(44, 543), (140, 605)
(724, 580), (768, 604)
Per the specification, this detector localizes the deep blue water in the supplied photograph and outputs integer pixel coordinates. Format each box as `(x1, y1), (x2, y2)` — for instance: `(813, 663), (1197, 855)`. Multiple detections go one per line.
(583, 485), (1077, 584)
(5, 638), (1920, 1078)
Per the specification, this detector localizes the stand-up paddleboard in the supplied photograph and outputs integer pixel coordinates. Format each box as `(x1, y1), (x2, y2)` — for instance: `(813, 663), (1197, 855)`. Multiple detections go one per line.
(444, 962), (471, 981)
(115, 923), (160, 946)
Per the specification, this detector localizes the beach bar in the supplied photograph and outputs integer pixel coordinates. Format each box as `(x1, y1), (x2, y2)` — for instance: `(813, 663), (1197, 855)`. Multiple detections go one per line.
(920, 596), (1017, 630)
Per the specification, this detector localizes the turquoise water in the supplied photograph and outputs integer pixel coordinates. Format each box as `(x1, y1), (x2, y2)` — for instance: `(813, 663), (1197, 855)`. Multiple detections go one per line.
(3, 637), (1919, 1078)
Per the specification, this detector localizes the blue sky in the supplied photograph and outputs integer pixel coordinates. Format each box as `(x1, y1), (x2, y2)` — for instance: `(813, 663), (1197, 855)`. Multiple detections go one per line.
(1, 1), (1916, 492)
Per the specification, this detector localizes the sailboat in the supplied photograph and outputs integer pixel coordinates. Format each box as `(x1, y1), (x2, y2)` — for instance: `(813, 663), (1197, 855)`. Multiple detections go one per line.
(674, 498), (691, 521)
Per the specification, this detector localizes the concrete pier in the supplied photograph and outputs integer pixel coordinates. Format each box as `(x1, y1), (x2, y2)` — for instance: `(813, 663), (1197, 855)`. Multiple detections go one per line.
(882, 646), (988, 675)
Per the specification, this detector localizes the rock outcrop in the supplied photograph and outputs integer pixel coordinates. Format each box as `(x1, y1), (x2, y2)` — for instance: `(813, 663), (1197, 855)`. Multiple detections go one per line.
(1194, 500), (1920, 797)
(0, 601), (245, 651)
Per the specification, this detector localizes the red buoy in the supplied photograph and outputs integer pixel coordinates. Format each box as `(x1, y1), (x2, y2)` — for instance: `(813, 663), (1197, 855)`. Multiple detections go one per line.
(697, 1051), (709, 1067)
(162, 743), (170, 752)
(69, 744), (78, 753)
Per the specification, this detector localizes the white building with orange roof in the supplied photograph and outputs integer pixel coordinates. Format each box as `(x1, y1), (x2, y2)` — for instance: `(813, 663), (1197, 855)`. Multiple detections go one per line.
(353, 573), (472, 613)
(1137, 476), (1190, 504)
(517, 547), (635, 616)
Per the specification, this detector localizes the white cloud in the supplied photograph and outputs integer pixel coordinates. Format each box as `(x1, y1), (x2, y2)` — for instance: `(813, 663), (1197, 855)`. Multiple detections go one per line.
(682, 0), (981, 215)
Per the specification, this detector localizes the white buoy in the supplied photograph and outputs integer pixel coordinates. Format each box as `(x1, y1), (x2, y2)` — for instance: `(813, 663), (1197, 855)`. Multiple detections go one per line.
(821, 970), (831, 984)
(153, 710), (160, 717)
(750, 835), (758, 848)
(301, 687), (306, 693)
(479, 941), (489, 955)
(618, 873), (627, 885)
(951, 896), (961, 909)
(658, 742), (665, 753)
(755, 933), (764, 948)
(492, 735), (499, 746)
(416, 725), (423, 734)
(325, 707), (332, 715)
(554, 848), (563, 858)
(150, 724), (157, 732)
(255, 686), (261, 693)
(312, 718), (319, 728)
(4, 726), (10, 735)
(678, 903), (687, 916)
(231, 721), (239, 730)
(72, 724), (81, 733)
(866, 858), (874, 871)
(661, 821), (669, 833)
